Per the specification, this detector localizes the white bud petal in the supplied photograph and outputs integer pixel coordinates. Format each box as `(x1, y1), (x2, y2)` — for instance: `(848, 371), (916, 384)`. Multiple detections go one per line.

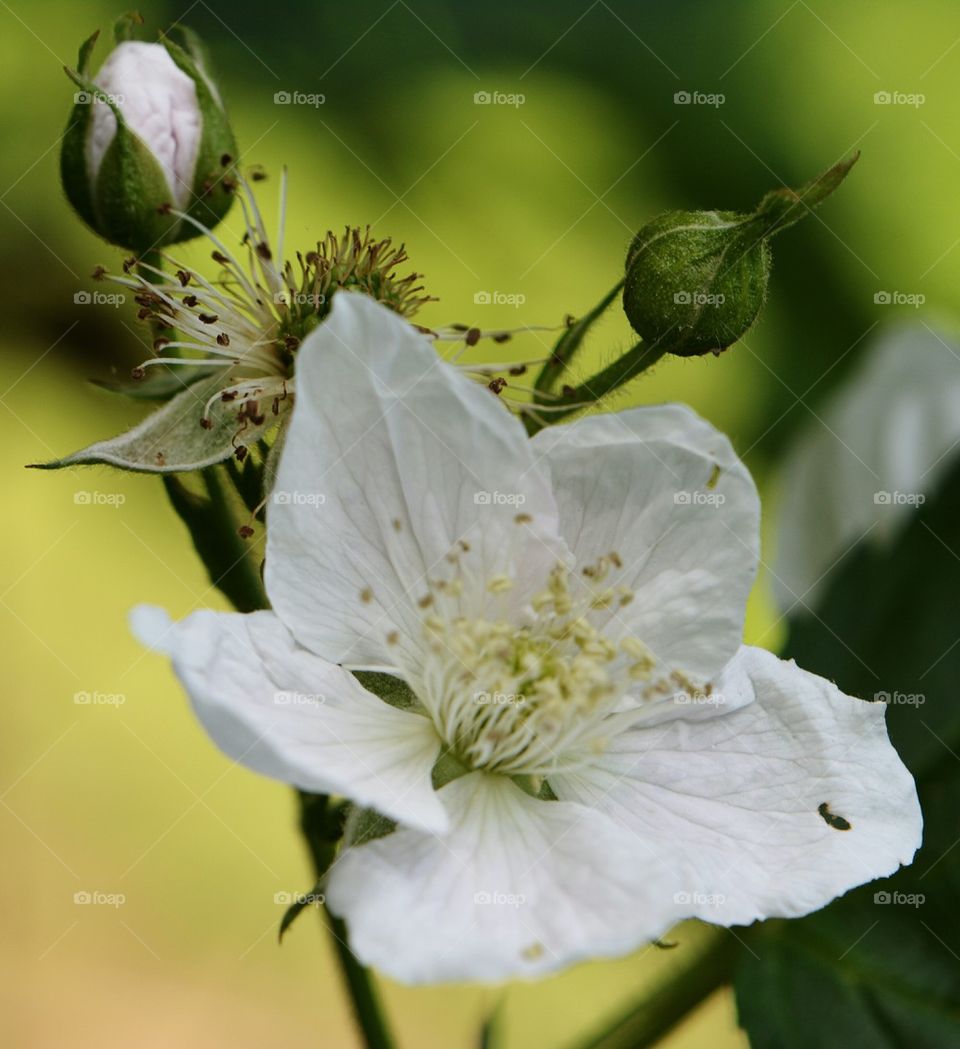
(87, 41), (201, 209)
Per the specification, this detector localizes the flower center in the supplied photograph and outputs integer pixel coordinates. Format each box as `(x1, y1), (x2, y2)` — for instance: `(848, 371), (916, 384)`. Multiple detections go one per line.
(421, 560), (656, 777)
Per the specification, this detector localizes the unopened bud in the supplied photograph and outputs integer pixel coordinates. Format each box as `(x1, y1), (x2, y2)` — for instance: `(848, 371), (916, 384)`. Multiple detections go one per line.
(60, 17), (237, 252)
(623, 154), (859, 357)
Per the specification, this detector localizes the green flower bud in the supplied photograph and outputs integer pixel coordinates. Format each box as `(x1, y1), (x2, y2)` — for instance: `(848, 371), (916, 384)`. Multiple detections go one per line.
(60, 19), (237, 252)
(623, 211), (770, 357)
(622, 154), (860, 357)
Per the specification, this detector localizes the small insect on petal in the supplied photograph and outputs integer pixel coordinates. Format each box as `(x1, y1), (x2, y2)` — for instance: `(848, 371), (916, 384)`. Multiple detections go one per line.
(818, 802), (852, 831)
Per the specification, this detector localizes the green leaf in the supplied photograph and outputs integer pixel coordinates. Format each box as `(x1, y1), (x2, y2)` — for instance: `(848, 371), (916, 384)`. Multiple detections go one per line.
(735, 454), (960, 1047)
(32, 373), (290, 473)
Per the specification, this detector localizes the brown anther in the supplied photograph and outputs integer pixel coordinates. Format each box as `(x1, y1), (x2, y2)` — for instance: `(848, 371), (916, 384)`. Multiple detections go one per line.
(488, 377), (507, 395)
(198, 313), (219, 324)
(515, 513), (532, 525)
(183, 294), (198, 307)
(200, 417), (214, 430)
(130, 366), (146, 380)
(562, 385), (576, 398)
(153, 337), (170, 351)
(216, 333), (231, 347)
(220, 153), (233, 167)
(494, 333), (512, 344)
(255, 242), (272, 261)
(91, 265), (106, 281)
(465, 327), (481, 347)
(360, 588), (373, 604)
(251, 169), (268, 182)
(509, 364), (527, 376)
(176, 269), (191, 287)
(238, 525), (255, 539)
(284, 335), (300, 352)
(156, 202), (172, 215)
(212, 251), (230, 266)
(122, 257), (137, 273)
(220, 390), (238, 402)
(235, 444), (248, 461)
(417, 594), (433, 609)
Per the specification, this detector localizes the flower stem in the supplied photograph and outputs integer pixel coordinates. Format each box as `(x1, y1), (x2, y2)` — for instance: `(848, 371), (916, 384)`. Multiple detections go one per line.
(570, 930), (740, 1049)
(531, 279), (624, 403)
(162, 464), (399, 1049)
(297, 792), (397, 1049)
(524, 337), (668, 437)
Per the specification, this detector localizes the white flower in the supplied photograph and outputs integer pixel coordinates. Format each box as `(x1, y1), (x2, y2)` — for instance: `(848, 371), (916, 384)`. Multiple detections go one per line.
(775, 322), (960, 611)
(87, 41), (202, 209)
(134, 292), (921, 984)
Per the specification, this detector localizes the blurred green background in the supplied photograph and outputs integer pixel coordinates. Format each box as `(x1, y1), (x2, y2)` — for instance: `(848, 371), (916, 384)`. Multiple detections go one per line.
(3, 1), (958, 1045)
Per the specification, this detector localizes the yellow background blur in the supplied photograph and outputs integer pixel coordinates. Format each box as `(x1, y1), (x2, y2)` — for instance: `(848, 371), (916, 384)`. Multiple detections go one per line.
(3, 1), (958, 1045)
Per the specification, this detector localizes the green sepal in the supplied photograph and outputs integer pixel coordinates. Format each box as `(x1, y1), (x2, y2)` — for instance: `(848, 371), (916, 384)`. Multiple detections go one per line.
(431, 749), (470, 790)
(30, 372), (291, 474)
(278, 882), (326, 943)
(160, 36), (237, 234)
(749, 151), (860, 241)
(60, 76), (98, 234)
(77, 29), (100, 75)
(354, 671), (425, 713)
(113, 11), (144, 44)
(343, 805), (397, 847)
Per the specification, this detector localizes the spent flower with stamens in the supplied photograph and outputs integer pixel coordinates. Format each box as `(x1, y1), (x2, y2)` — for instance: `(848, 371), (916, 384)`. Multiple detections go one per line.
(135, 292), (921, 985)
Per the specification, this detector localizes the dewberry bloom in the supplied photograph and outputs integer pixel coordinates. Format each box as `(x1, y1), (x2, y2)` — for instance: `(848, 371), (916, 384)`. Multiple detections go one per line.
(134, 292), (921, 984)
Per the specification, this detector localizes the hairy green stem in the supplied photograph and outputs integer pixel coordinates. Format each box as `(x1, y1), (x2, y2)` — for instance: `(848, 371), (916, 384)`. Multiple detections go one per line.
(524, 337), (668, 437)
(571, 931), (740, 1049)
(532, 279), (624, 402)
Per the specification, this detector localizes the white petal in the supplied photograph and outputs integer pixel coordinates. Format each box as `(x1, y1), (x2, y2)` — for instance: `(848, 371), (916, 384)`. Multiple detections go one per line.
(325, 772), (679, 984)
(90, 42), (201, 207)
(775, 322), (960, 611)
(553, 646), (922, 927)
(266, 292), (568, 668)
(532, 404), (759, 687)
(130, 605), (448, 834)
